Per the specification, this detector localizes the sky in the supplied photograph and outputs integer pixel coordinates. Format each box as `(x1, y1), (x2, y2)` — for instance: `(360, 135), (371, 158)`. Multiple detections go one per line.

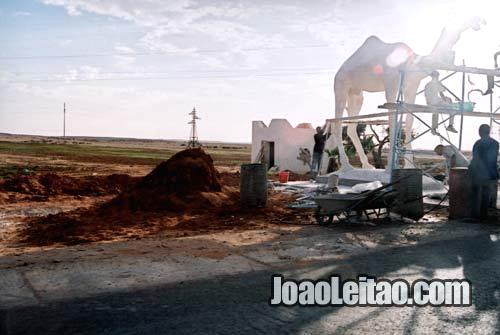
(0, 0), (499, 149)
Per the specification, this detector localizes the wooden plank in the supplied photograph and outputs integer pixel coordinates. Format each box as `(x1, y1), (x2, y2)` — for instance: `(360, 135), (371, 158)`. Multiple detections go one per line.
(424, 64), (500, 77)
(326, 111), (393, 122)
(325, 104), (500, 123)
(379, 103), (500, 119)
(343, 119), (389, 125)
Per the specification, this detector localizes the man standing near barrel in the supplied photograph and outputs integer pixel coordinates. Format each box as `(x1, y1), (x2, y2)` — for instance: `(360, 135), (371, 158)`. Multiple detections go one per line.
(468, 124), (499, 220)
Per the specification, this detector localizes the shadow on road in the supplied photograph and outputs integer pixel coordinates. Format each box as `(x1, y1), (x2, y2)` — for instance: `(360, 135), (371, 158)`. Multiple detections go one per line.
(1, 229), (499, 334)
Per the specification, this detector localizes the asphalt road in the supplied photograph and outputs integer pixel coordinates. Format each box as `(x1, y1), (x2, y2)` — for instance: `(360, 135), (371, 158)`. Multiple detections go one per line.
(2, 231), (499, 335)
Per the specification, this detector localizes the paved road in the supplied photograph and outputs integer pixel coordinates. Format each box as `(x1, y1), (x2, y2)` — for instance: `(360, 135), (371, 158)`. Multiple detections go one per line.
(1, 230), (499, 334)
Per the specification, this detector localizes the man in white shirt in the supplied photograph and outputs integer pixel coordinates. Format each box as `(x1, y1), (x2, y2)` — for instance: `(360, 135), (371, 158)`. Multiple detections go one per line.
(425, 71), (457, 134)
(434, 144), (469, 182)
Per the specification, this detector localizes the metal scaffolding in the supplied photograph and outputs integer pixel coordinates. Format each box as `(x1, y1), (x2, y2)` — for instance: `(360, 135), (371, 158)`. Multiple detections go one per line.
(383, 61), (500, 173)
(324, 53), (500, 181)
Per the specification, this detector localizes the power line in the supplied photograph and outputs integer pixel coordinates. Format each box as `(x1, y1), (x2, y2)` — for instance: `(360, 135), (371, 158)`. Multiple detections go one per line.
(0, 44), (332, 60)
(3, 67), (459, 83)
(4, 71), (333, 83)
(1, 66), (335, 76)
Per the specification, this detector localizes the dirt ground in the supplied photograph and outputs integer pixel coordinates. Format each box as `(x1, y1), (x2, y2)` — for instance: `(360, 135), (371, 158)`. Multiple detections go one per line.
(0, 137), (315, 255)
(1, 135), (499, 335)
(0, 135), (491, 256)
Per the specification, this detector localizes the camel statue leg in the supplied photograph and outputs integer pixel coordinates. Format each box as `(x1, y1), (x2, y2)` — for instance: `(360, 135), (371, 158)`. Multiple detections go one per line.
(320, 122), (339, 174)
(320, 120), (352, 174)
(332, 119), (352, 171)
(346, 91), (375, 169)
(402, 115), (415, 167)
(402, 86), (418, 168)
(329, 82), (353, 172)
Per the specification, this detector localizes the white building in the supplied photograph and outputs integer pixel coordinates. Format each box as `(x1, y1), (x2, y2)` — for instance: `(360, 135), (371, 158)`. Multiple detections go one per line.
(251, 119), (316, 173)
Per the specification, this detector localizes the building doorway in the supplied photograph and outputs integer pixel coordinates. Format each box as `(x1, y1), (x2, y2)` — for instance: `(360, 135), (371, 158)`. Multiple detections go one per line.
(261, 141), (275, 170)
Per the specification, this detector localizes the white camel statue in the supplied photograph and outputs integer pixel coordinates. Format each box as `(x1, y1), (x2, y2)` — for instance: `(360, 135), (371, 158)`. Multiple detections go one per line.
(324, 17), (485, 172)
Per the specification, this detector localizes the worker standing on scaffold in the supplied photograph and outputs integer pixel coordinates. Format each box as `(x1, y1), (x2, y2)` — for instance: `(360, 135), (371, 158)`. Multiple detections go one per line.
(425, 71), (457, 134)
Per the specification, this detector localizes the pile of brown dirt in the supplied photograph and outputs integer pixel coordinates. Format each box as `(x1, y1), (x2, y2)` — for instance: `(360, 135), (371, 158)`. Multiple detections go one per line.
(104, 148), (225, 212)
(139, 148), (221, 194)
(1, 173), (137, 197)
(218, 171), (240, 187)
(21, 149), (248, 245)
(20, 187), (300, 246)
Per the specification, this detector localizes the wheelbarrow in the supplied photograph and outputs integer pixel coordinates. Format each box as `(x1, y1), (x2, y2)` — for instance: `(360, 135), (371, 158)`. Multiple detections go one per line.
(312, 181), (400, 225)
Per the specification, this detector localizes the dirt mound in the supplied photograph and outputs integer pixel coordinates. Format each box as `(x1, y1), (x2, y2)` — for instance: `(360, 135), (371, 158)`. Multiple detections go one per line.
(20, 186), (299, 246)
(139, 148), (221, 194)
(104, 148), (223, 211)
(21, 149), (243, 245)
(18, 149), (310, 247)
(218, 171), (240, 187)
(1, 173), (137, 197)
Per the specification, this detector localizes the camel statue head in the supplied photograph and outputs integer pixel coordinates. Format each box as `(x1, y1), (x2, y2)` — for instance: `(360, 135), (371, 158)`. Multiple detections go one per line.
(431, 16), (486, 55)
(415, 16), (486, 70)
(469, 16), (487, 31)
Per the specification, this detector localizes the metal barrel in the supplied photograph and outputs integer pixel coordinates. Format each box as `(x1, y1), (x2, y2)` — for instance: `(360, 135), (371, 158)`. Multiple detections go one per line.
(240, 163), (267, 207)
(391, 168), (423, 221)
(449, 167), (471, 219)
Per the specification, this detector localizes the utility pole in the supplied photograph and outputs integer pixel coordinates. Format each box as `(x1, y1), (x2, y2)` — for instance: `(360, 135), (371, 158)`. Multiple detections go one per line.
(187, 107), (201, 148)
(63, 102), (66, 138)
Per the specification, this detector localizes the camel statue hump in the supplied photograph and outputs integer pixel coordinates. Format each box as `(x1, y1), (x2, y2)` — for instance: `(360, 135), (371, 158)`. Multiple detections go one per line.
(364, 35), (383, 45)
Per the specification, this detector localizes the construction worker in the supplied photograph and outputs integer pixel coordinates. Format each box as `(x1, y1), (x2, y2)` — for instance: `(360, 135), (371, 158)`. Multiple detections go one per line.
(468, 124), (499, 220)
(434, 144), (469, 182)
(311, 123), (331, 174)
(425, 71), (457, 134)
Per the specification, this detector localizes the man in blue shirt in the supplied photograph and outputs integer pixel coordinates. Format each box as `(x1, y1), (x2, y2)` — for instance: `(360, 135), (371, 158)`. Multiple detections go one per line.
(468, 124), (499, 220)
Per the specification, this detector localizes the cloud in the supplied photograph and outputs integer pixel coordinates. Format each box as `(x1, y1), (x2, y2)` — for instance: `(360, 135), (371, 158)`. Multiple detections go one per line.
(14, 11), (32, 16)
(58, 39), (73, 46)
(40, 0), (291, 69)
(111, 45), (136, 69)
(112, 55), (136, 69)
(113, 45), (135, 54)
(139, 31), (197, 56)
(42, 66), (103, 82)
(41, 0), (215, 25)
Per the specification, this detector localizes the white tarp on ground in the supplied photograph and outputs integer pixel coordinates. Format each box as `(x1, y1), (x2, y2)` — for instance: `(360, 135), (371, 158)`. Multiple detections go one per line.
(318, 168), (448, 196)
(351, 181), (384, 193)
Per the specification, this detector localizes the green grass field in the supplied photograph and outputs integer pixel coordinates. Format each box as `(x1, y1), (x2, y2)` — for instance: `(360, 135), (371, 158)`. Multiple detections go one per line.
(0, 141), (251, 167)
